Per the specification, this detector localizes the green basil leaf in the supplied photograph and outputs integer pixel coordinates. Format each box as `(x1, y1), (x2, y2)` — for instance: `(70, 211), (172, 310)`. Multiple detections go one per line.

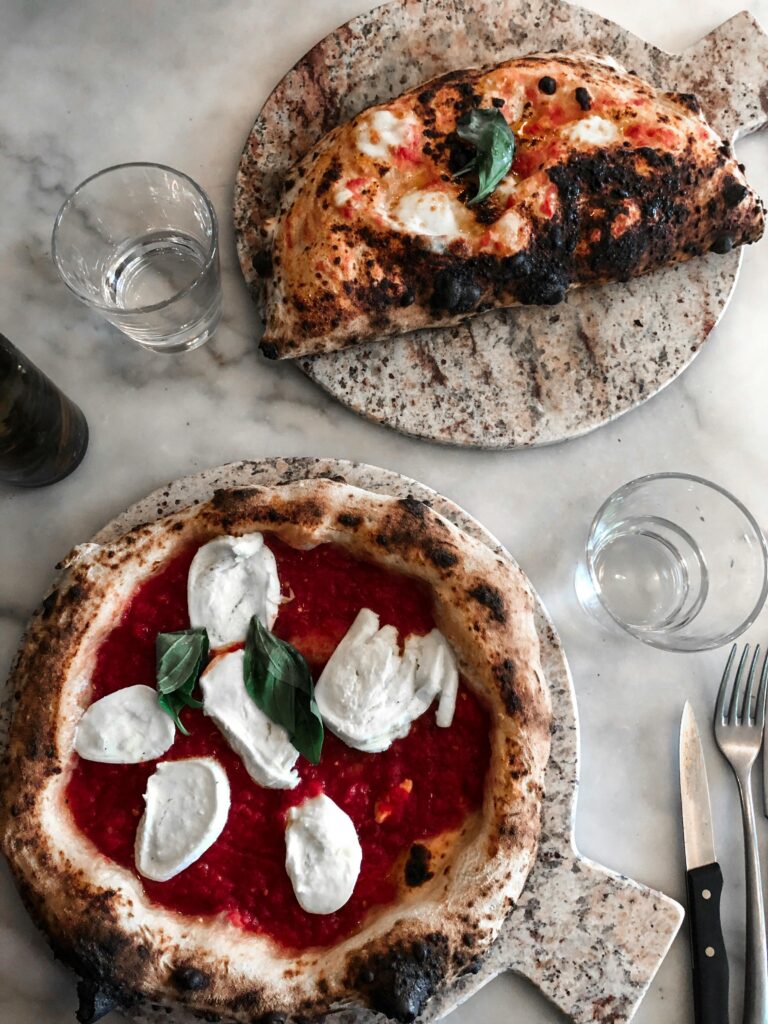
(243, 616), (324, 765)
(453, 107), (515, 206)
(155, 628), (209, 733)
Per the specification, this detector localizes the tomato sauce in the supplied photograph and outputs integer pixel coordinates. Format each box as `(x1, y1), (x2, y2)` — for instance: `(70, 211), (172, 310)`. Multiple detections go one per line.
(66, 538), (490, 950)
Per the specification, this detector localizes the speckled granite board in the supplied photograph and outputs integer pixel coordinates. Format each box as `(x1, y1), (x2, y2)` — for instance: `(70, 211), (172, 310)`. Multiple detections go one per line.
(234, 0), (768, 449)
(82, 458), (683, 1024)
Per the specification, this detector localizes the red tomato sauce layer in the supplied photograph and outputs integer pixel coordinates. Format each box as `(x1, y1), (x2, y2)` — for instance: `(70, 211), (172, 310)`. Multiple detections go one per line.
(66, 537), (491, 950)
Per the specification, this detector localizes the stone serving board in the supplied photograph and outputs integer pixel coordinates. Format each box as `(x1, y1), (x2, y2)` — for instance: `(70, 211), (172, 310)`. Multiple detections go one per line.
(234, 0), (768, 449)
(84, 457), (683, 1024)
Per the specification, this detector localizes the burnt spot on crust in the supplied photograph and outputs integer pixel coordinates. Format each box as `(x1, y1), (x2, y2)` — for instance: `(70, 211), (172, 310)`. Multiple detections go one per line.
(538, 75), (557, 94)
(260, 342), (279, 360)
(337, 512), (362, 528)
(671, 91), (701, 114)
(253, 1014), (287, 1024)
(405, 843), (434, 887)
(431, 266), (482, 314)
(574, 86), (591, 111)
(41, 590), (58, 619)
(723, 176), (748, 208)
(493, 659), (522, 715)
(75, 980), (120, 1024)
(172, 966), (211, 991)
(315, 157), (343, 198)
(399, 495), (427, 519)
(353, 933), (450, 1022)
(468, 584), (507, 623)
(424, 542), (458, 569)
(711, 233), (734, 254)
(250, 249), (273, 278)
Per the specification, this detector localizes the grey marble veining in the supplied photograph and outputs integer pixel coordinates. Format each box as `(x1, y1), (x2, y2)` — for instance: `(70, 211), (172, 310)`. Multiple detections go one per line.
(1, 2), (768, 1024)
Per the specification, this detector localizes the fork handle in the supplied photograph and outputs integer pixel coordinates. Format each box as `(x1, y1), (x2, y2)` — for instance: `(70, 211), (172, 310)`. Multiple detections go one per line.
(737, 771), (768, 1024)
(686, 863), (729, 1024)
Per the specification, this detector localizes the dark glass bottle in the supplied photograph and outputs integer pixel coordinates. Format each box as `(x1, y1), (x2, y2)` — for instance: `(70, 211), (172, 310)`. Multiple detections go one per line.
(0, 334), (88, 486)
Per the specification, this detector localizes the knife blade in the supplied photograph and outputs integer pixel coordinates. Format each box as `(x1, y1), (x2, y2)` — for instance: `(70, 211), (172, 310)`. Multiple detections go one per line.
(680, 701), (729, 1024)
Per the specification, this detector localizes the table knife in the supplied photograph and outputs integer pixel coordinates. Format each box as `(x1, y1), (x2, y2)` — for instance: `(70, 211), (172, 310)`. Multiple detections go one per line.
(680, 702), (729, 1024)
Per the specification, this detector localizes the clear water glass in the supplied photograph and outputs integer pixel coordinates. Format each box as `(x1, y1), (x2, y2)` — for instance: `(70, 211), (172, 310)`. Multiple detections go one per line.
(575, 473), (768, 651)
(52, 163), (221, 353)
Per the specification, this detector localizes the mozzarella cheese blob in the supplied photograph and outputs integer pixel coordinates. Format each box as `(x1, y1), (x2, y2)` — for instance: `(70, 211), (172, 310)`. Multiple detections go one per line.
(187, 533), (280, 649)
(200, 649), (300, 789)
(564, 115), (619, 146)
(356, 109), (415, 160)
(334, 186), (354, 207)
(74, 684), (175, 764)
(135, 758), (230, 882)
(390, 190), (462, 237)
(285, 794), (362, 914)
(314, 608), (459, 752)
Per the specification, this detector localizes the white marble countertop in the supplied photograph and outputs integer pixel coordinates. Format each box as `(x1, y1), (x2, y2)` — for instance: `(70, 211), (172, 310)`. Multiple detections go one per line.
(1, 1), (768, 1022)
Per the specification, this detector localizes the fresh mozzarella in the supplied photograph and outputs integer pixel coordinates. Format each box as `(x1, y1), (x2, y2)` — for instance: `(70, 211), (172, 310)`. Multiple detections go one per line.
(74, 684), (175, 764)
(187, 533), (280, 649)
(200, 650), (299, 789)
(285, 794), (362, 914)
(135, 758), (230, 882)
(334, 186), (354, 207)
(389, 190), (462, 237)
(315, 608), (459, 752)
(564, 115), (619, 146)
(356, 110), (415, 160)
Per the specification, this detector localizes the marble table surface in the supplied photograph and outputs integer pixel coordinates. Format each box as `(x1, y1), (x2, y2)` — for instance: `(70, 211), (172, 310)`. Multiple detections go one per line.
(1, 1), (768, 1022)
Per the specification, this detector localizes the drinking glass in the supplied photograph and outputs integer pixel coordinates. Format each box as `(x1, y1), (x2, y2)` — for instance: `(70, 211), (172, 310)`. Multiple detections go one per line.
(52, 163), (221, 353)
(574, 473), (768, 651)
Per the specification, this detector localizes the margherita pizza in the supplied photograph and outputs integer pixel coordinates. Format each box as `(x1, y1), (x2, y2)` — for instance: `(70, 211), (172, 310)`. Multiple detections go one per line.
(0, 480), (550, 1024)
(249, 51), (764, 359)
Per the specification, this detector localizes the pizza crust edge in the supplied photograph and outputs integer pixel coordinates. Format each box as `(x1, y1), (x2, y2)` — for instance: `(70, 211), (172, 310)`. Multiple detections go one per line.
(0, 479), (551, 1023)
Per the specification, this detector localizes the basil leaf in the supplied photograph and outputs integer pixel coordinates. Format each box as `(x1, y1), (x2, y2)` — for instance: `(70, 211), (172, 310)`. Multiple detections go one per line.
(243, 616), (324, 764)
(155, 628), (209, 734)
(453, 107), (515, 206)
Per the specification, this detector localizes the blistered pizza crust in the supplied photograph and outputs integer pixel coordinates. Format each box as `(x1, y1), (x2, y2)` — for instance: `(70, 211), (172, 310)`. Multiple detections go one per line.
(0, 480), (550, 1024)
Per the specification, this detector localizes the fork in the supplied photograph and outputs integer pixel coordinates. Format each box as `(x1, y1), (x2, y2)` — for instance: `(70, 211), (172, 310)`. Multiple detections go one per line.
(714, 644), (768, 1024)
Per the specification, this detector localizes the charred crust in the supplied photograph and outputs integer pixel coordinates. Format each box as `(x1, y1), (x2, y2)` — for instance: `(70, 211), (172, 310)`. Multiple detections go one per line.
(424, 542), (458, 569)
(315, 157), (342, 198)
(260, 342), (279, 360)
(711, 233), (734, 254)
(399, 495), (427, 519)
(468, 584), (507, 623)
(75, 980), (121, 1024)
(172, 966), (211, 991)
(254, 1014), (287, 1024)
(431, 266), (482, 314)
(41, 590), (58, 619)
(354, 933), (449, 1022)
(337, 512), (362, 528)
(405, 843), (434, 887)
(672, 91), (701, 113)
(723, 176), (748, 208)
(538, 75), (557, 95)
(493, 659), (522, 715)
(574, 87), (591, 111)
(491, 96), (505, 108)
(250, 250), (273, 278)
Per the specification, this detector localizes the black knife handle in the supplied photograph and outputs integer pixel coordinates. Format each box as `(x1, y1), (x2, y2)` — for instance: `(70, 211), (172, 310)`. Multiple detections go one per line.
(686, 862), (729, 1024)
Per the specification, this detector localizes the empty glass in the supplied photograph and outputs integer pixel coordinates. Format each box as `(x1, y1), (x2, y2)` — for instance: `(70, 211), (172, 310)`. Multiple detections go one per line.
(575, 473), (768, 651)
(52, 163), (221, 353)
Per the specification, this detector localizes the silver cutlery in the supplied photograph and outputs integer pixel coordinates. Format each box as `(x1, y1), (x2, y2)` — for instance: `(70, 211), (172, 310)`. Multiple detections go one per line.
(714, 644), (768, 1024)
(680, 702), (729, 1024)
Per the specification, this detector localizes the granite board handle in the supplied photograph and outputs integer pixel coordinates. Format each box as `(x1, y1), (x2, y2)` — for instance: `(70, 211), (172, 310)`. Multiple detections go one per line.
(501, 852), (684, 1023)
(675, 11), (768, 140)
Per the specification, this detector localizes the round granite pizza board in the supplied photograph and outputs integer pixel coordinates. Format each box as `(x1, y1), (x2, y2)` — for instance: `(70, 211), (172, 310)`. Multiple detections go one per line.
(83, 457), (683, 1024)
(234, 0), (768, 449)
